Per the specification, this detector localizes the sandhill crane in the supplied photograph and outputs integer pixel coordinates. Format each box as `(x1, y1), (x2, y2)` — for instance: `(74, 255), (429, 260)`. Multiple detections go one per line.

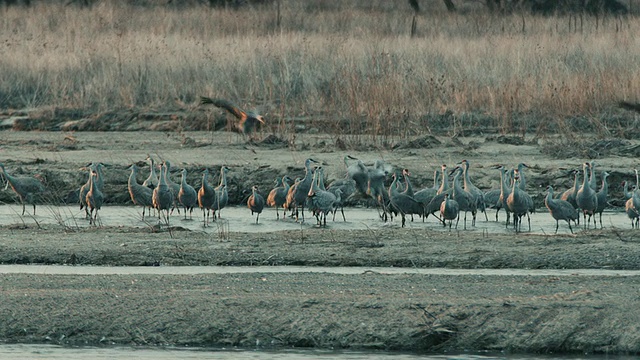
(625, 186), (640, 229)
(127, 164), (154, 220)
(307, 169), (339, 227)
(576, 162), (598, 229)
(496, 165), (512, 224)
(247, 185), (265, 224)
(199, 97), (265, 138)
(344, 155), (369, 198)
(544, 185), (579, 234)
(153, 162), (175, 225)
(79, 163), (105, 219)
(0, 162), (45, 216)
(366, 163), (392, 221)
(440, 193), (459, 230)
(515, 163), (529, 191)
(588, 161), (598, 191)
(287, 158), (318, 222)
(78, 164), (94, 219)
(459, 160), (488, 221)
(142, 155), (159, 190)
(85, 170), (103, 226)
(387, 172), (423, 227)
(414, 169), (440, 216)
(594, 171), (610, 228)
(327, 177), (355, 221)
(267, 175), (292, 220)
(450, 166), (477, 229)
(506, 171), (533, 232)
(622, 180), (634, 201)
(213, 166), (229, 218)
(424, 165), (451, 222)
(197, 169), (217, 227)
(178, 168), (198, 220)
(163, 160), (182, 215)
(560, 169), (580, 209)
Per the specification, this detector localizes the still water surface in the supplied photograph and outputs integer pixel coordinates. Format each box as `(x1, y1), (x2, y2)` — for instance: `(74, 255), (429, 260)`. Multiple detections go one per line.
(0, 344), (635, 360)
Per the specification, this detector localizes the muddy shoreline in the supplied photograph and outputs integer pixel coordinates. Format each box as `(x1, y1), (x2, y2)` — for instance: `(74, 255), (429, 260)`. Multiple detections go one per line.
(1, 131), (640, 355)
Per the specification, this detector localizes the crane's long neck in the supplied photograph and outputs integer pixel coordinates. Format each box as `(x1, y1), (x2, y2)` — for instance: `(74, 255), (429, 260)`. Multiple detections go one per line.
(159, 165), (168, 186)
(403, 172), (413, 195)
(452, 170), (463, 195)
(181, 171), (188, 187)
(317, 169), (326, 190)
(499, 168), (508, 195)
(623, 182), (632, 199)
(462, 163), (472, 189)
(600, 173), (608, 194)
(0, 164), (16, 189)
(309, 170), (320, 196)
(201, 171), (209, 188)
(439, 167), (449, 193)
(517, 165), (526, 189)
(219, 169), (227, 187)
(129, 167), (137, 186)
(432, 170), (440, 190)
(581, 164), (590, 189)
(545, 187), (553, 203)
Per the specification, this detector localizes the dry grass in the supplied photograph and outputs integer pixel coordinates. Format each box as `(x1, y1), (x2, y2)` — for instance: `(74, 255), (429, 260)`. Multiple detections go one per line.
(1, 1), (639, 143)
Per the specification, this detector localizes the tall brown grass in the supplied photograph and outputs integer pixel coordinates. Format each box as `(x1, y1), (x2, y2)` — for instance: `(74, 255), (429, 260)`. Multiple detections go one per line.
(0, 1), (639, 143)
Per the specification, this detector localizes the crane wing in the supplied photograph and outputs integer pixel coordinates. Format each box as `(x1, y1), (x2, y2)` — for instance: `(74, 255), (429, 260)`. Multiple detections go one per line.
(200, 97), (246, 120)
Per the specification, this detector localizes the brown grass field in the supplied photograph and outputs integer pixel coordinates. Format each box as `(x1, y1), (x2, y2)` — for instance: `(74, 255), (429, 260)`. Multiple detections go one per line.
(1, 0), (639, 144)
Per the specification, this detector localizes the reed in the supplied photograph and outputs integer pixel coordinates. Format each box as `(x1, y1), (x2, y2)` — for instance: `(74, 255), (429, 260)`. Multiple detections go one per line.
(0, 1), (639, 143)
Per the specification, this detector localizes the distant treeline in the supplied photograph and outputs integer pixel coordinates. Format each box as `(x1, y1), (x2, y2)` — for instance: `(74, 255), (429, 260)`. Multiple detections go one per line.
(0, 0), (633, 15)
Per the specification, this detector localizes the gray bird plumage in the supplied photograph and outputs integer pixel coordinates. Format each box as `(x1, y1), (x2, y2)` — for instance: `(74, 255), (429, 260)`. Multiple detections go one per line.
(450, 166), (477, 229)
(79, 162), (105, 219)
(86, 170), (104, 226)
(247, 185), (265, 224)
(142, 155), (159, 190)
(413, 169), (440, 216)
(544, 185), (579, 234)
(0, 162), (45, 216)
(267, 175), (292, 220)
(594, 171), (610, 229)
(625, 187), (640, 229)
(153, 162), (175, 224)
(127, 164), (154, 220)
(197, 169), (217, 227)
(163, 160), (182, 215)
(575, 162), (598, 229)
(213, 166), (229, 218)
(506, 171), (533, 232)
(459, 160), (487, 222)
(199, 97), (265, 138)
(440, 193), (459, 230)
(178, 168), (198, 220)
(387, 171), (423, 227)
(287, 158), (318, 222)
(560, 169), (580, 210)
(307, 169), (339, 227)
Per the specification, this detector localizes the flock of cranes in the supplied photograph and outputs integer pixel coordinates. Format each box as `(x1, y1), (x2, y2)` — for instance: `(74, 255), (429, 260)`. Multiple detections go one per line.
(1, 155), (640, 232)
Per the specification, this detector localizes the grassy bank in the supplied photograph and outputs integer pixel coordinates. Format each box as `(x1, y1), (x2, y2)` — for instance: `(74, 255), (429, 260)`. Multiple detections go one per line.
(1, 1), (639, 142)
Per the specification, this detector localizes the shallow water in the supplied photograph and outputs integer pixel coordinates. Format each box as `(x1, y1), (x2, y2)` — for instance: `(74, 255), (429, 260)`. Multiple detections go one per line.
(0, 204), (631, 235)
(1, 264), (639, 277)
(0, 344), (634, 360)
